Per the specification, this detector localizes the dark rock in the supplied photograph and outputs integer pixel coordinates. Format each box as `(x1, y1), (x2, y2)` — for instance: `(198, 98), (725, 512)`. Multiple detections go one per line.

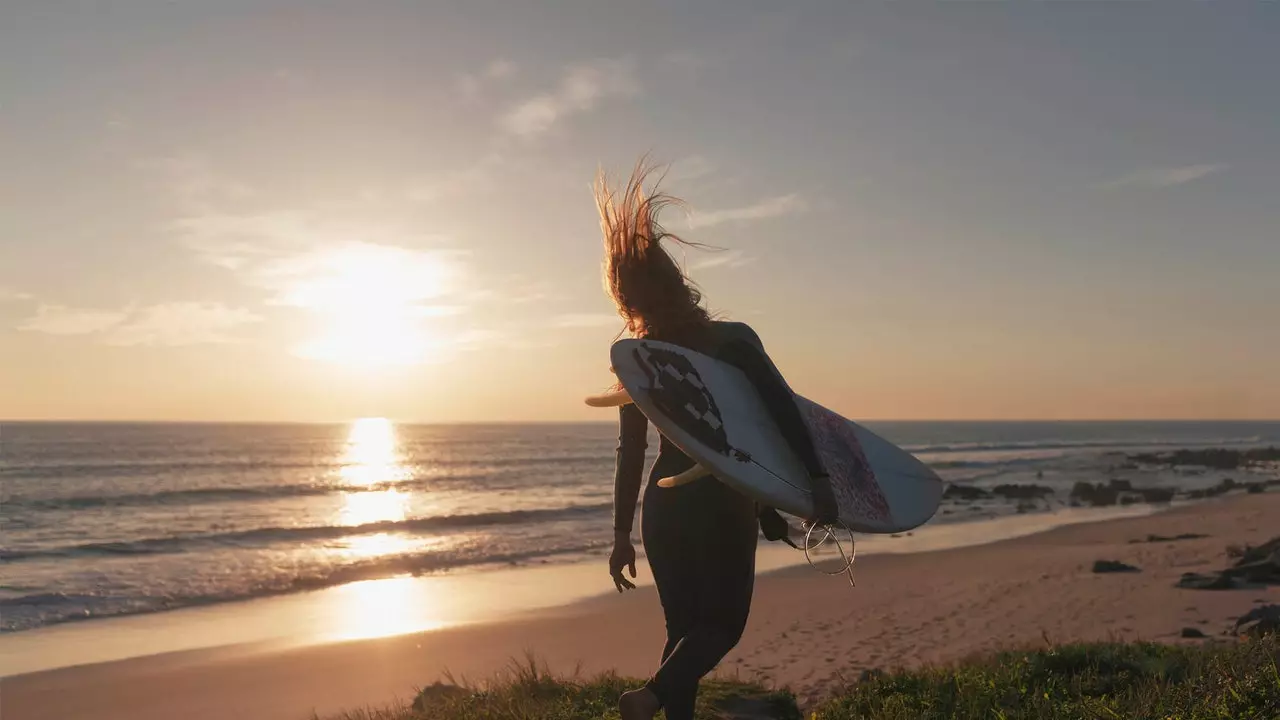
(1187, 478), (1241, 500)
(1232, 604), (1280, 638)
(1180, 627), (1207, 638)
(1232, 536), (1280, 567)
(1177, 572), (1237, 590)
(1135, 533), (1209, 544)
(1136, 487), (1176, 503)
(1181, 536), (1280, 591)
(1093, 560), (1141, 573)
(412, 684), (467, 710)
(1016, 501), (1037, 514)
(1129, 446), (1280, 470)
(943, 484), (990, 500)
(1070, 482), (1119, 507)
(991, 484), (1055, 500)
(1247, 483), (1265, 494)
(1120, 495), (1137, 506)
(1108, 479), (1133, 492)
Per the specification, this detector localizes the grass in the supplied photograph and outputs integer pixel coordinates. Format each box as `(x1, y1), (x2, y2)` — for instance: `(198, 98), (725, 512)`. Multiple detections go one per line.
(323, 635), (1279, 720)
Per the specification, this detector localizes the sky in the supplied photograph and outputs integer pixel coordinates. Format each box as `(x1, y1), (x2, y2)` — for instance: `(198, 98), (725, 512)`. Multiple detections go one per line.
(1, 1), (1277, 422)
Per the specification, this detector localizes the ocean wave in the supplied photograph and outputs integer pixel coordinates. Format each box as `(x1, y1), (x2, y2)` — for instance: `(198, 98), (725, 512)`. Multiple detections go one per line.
(905, 436), (1264, 456)
(2, 462), (606, 511)
(0, 543), (607, 633)
(0, 503), (611, 563)
(0, 453), (610, 481)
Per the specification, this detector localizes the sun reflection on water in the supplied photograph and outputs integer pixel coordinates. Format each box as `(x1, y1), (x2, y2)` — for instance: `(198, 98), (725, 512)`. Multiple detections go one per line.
(336, 417), (414, 555)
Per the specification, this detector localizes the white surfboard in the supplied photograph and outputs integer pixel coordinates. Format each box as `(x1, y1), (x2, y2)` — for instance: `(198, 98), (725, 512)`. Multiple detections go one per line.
(598, 338), (943, 534)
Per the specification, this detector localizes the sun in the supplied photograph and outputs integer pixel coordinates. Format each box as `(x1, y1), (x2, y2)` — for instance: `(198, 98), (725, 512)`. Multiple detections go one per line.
(285, 242), (459, 368)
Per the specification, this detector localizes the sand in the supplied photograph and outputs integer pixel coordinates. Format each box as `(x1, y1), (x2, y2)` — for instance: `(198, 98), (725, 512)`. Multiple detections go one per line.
(3, 493), (1277, 720)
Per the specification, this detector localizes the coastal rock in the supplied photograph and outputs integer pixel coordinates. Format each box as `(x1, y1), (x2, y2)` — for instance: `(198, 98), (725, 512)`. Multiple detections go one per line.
(1187, 478), (1239, 500)
(1071, 482), (1119, 507)
(1131, 533), (1209, 544)
(991, 484), (1055, 500)
(1135, 487), (1175, 503)
(943, 485), (990, 501)
(1178, 572), (1237, 590)
(412, 683), (467, 710)
(1177, 536), (1280, 590)
(1232, 604), (1280, 638)
(1093, 560), (1141, 573)
(1180, 627), (1207, 638)
(1129, 446), (1280, 471)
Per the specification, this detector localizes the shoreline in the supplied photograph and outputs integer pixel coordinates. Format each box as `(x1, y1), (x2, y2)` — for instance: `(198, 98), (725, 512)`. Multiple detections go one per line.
(3, 493), (1276, 720)
(1, 503), (1163, 678)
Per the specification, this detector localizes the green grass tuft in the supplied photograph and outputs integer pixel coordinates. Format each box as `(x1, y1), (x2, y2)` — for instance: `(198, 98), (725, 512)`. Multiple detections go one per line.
(813, 634), (1279, 720)
(323, 636), (1278, 719)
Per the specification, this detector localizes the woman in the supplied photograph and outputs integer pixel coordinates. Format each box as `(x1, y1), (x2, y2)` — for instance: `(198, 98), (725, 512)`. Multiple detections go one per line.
(597, 163), (831, 720)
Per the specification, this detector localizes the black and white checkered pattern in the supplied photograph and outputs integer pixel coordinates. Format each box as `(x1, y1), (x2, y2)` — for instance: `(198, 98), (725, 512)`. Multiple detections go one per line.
(636, 344), (731, 456)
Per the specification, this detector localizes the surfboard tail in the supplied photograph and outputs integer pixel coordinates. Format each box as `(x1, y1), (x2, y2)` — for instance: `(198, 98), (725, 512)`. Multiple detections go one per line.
(584, 389), (633, 407)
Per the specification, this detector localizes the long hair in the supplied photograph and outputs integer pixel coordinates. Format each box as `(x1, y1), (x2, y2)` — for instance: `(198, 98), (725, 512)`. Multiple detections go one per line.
(594, 160), (713, 350)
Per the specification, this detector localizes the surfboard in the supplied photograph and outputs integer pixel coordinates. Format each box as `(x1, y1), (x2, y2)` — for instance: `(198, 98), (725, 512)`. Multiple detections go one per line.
(589, 338), (943, 534)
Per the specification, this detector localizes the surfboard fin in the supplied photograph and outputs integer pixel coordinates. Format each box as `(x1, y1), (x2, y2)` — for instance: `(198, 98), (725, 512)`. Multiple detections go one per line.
(583, 389), (633, 407)
(657, 464), (711, 488)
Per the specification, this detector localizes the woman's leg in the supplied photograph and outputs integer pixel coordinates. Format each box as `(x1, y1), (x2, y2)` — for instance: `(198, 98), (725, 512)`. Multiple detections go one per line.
(645, 479), (758, 720)
(642, 456), (698, 670)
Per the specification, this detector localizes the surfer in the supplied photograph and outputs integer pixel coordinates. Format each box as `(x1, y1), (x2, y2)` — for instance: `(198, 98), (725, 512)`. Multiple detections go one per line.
(597, 162), (831, 720)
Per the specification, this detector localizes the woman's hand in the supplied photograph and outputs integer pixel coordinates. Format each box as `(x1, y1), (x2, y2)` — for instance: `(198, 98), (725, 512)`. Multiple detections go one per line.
(609, 531), (637, 592)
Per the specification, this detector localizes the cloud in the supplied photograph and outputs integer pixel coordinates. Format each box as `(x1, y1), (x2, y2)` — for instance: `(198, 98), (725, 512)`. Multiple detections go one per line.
(108, 303), (263, 346)
(501, 59), (638, 137)
(18, 305), (129, 336)
(173, 211), (466, 307)
(553, 313), (620, 329)
(1099, 164), (1229, 189)
(686, 194), (807, 229)
(17, 302), (261, 346)
(140, 153), (256, 210)
(486, 58), (517, 80)
(0, 286), (34, 302)
(458, 58), (519, 101)
(688, 249), (755, 271)
(667, 155), (717, 184)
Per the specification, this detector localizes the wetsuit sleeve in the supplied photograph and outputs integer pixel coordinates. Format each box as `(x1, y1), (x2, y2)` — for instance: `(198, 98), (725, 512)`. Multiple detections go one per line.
(613, 403), (648, 534)
(717, 338), (827, 481)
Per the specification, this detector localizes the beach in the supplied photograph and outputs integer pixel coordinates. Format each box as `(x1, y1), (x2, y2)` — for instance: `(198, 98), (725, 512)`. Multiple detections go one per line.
(3, 491), (1276, 720)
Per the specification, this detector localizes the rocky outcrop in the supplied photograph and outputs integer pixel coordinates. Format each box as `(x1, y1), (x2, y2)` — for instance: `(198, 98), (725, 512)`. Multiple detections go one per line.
(1093, 560), (1141, 573)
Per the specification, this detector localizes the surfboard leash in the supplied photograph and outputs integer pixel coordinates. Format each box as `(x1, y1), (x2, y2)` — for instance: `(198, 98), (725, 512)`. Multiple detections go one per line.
(802, 520), (857, 586)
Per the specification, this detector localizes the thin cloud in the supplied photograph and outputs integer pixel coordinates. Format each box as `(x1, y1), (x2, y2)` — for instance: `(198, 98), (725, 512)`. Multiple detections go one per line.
(1099, 164), (1229, 189)
(688, 249), (755, 271)
(458, 58), (519, 101)
(501, 59), (638, 137)
(18, 305), (129, 336)
(140, 153), (256, 210)
(668, 155), (717, 184)
(18, 302), (261, 346)
(686, 194), (807, 229)
(0, 286), (34, 302)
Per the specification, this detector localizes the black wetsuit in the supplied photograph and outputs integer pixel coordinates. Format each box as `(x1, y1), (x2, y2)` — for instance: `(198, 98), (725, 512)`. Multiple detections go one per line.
(612, 321), (827, 720)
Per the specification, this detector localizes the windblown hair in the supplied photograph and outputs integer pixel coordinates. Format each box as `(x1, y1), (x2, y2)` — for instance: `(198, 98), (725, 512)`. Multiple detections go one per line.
(594, 160), (713, 350)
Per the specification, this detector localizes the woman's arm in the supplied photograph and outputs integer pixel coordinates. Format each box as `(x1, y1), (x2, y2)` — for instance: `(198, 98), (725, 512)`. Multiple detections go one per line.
(613, 403), (648, 535)
(717, 333), (837, 524)
(610, 403), (647, 591)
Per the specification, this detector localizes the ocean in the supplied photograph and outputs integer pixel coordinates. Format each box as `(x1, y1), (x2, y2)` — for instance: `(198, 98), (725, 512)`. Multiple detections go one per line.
(2, 419), (1277, 634)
